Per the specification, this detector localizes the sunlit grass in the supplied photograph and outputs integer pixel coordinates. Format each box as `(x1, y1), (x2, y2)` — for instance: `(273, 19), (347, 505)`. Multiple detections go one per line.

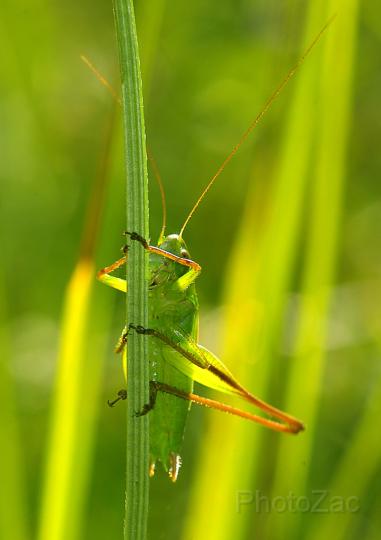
(38, 259), (94, 540)
(182, 3), (356, 539)
(270, 2), (359, 539)
(37, 116), (116, 540)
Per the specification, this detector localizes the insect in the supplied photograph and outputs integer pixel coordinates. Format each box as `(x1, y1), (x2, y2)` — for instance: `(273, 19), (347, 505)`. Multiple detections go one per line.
(96, 18), (333, 481)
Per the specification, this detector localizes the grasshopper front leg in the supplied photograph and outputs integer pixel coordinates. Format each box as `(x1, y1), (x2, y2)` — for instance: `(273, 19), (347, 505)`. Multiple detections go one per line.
(125, 231), (201, 272)
(125, 231), (202, 291)
(96, 254), (127, 292)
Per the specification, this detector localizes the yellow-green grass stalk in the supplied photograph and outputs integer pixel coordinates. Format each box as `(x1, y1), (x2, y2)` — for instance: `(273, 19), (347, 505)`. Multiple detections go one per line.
(38, 116), (117, 540)
(270, 1), (359, 539)
(182, 6), (328, 539)
(37, 259), (94, 540)
(0, 278), (29, 540)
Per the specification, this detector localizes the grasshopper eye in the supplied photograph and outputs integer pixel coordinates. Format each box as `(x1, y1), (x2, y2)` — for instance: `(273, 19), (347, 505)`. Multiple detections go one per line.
(180, 249), (189, 259)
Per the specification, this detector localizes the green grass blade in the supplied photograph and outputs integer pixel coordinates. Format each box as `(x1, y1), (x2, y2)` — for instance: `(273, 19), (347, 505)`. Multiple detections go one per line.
(270, 2), (359, 538)
(112, 1), (150, 538)
(183, 6), (328, 539)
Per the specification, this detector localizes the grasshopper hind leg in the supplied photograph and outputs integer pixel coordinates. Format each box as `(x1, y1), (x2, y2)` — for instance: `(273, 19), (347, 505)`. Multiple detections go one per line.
(135, 381), (160, 417)
(108, 380), (161, 416)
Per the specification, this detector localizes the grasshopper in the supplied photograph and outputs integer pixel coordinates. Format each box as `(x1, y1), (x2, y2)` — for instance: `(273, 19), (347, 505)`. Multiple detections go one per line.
(96, 18), (333, 481)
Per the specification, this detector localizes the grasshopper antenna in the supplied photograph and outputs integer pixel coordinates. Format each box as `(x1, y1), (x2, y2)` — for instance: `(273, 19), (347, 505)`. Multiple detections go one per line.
(179, 14), (336, 238)
(80, 55), (168, 240)
(80, 55), (121, 105)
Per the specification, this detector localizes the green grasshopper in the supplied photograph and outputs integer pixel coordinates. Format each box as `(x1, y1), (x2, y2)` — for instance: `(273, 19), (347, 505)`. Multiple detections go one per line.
(96, 19), (333, 481)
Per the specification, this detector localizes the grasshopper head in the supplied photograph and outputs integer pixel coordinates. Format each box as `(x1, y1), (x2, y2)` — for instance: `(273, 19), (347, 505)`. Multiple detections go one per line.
(149, 234), (192, 285)
(158, 233), (190, 260)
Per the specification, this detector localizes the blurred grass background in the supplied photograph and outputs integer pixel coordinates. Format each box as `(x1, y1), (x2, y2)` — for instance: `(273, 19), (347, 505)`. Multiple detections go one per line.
(1, 1), (380, 539)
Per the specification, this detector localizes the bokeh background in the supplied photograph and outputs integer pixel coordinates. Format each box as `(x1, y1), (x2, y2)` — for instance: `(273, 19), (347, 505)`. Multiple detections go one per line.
(1, 0), (380, 539)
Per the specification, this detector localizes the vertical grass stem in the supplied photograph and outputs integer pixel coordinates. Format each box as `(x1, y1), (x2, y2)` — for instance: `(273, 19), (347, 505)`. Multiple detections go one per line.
(113, 0), (150, 538)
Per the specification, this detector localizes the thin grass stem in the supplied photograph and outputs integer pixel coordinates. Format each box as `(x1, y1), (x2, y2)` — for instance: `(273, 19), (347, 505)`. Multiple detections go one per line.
(113, 0), (150, 538)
